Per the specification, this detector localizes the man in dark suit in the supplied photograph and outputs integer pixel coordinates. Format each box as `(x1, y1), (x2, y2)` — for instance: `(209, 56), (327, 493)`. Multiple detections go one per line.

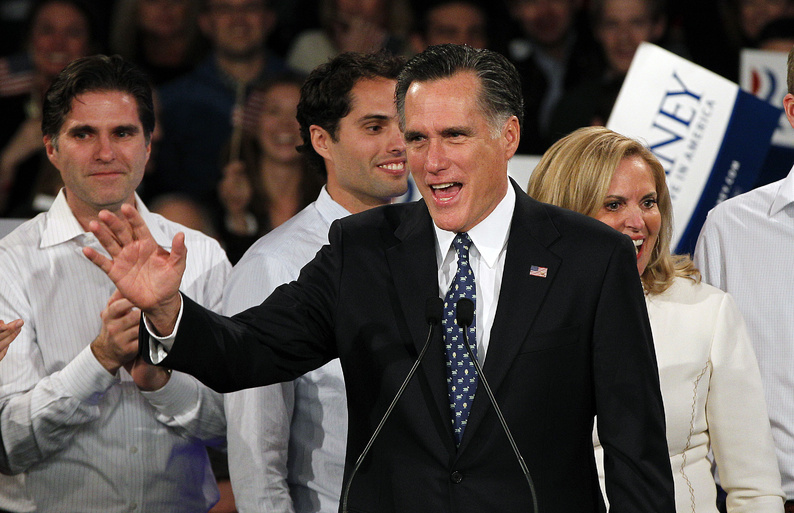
(85, 44), (675, 512)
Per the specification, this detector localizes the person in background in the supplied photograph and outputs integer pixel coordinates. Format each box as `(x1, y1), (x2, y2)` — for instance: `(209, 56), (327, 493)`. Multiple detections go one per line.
(504, 0), (603, 154)
(695, 42), (794, 513)
(150, 192), (219, 238)
(223, 50), (407, 513)
(546, 0), (667, 142)
(409, 0), (489, 52)
(217, 72), (323, 264)
(285, 0), (413, 74)
(528, 125), (784, 513)
(150, 0), (287, 218)
(0, 54), (230, 513)
(756, 15), (794, 50)
(0, 0), (99, 219)
(109, 0), (209, 85)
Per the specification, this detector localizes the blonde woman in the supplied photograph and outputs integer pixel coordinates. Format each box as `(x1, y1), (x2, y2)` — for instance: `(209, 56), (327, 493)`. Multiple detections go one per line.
(527, 126), (784, 512)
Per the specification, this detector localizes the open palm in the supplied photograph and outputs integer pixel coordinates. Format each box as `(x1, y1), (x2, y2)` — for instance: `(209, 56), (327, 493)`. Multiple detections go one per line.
(84, 204), (185, 332)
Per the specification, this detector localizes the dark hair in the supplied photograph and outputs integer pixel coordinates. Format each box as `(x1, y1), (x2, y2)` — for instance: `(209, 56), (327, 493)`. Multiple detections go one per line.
(27, 0), (101, 50)
(42, 54), (155, 145)
(296, 50), (405, 175)
(395, 44), (523, 132)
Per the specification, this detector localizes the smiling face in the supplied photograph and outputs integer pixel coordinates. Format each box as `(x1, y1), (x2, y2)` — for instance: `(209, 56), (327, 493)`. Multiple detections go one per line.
(403, 72), (519, 233)
(30, 1), (91, 80)
(311, 77), (408, 213)
(594, 155), (661, 275)
(44, 90), (151, 228)
(257, 83), (302, 164)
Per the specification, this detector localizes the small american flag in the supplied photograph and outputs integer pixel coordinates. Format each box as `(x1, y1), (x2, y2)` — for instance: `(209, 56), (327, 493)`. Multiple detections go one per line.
(529, 265), (548, 278)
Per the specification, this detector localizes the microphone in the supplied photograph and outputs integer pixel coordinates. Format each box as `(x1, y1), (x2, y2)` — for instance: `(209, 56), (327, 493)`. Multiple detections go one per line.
(456, 298), (538, 513)
(341, 297), (444, 513)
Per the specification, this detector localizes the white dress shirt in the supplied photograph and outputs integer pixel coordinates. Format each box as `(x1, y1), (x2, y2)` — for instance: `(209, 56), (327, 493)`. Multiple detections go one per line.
(695, 165), (794, 500)
(223, 187), (349, 513)
(434, 184), (515, 361)
(0, 191), (230, 512)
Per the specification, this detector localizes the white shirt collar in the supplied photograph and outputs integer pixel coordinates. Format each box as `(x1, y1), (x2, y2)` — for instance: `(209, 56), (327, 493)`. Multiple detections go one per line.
(769, 164), (794, 216)
(434, 182), (516, 267)
(315, 185), (353, 225)
(41, 189), (171, 249)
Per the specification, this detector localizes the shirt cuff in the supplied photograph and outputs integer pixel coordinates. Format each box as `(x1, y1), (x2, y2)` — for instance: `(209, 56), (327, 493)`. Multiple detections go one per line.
(59, 345), (119, 404)
(140, 370), (198, 417)
(142, 294), (184, 364)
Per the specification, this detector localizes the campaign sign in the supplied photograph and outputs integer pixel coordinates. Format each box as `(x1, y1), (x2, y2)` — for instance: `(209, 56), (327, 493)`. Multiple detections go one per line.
(740, 48), (794, 187)
(608, 43), (780, 254)
(740, 48), (793, 148)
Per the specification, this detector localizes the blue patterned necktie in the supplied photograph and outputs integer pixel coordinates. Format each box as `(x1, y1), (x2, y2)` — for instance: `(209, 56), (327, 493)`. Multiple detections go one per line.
(443, 232), (479, 445)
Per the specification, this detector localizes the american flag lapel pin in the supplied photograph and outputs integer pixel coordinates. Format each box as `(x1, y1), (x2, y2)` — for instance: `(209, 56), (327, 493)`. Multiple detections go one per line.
(529, 265), (548, 278)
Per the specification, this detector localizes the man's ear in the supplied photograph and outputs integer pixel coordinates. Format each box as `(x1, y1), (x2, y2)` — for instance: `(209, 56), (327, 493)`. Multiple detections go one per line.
(784, 93), (794, 129)
(502, 115), (521, 160)
(310, 125), (333, 161)
(43, 135), (58, 165)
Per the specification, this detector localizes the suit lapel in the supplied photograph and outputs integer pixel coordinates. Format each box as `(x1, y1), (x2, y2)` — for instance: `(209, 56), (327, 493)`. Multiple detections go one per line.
(385, 201), (456, 447)
(459, 185), (562, 450)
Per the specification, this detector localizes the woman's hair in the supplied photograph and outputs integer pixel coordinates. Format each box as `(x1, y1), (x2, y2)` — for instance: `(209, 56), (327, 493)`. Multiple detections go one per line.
(223, 73), (323, 234)
(527, 126), (699, 294)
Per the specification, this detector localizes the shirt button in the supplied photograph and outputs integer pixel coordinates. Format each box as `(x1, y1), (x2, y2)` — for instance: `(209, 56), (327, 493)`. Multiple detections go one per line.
(450, 471), (463, 484)
(130, 446), (138, 454)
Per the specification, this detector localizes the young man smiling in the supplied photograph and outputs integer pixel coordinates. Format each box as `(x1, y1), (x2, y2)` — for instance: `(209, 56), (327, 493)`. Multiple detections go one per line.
(223, 51), (407, 513)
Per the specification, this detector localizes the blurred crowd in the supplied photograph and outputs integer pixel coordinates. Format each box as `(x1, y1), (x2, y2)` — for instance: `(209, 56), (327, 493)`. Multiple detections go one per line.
(2, 0), (794, 263)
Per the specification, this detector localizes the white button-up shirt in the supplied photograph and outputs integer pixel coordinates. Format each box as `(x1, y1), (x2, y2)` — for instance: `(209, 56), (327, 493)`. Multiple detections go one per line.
(0, 191), (230, 512)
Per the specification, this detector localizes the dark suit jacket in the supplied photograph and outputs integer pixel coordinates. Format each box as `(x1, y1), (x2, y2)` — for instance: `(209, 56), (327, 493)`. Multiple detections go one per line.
(151, 183), (674, 513)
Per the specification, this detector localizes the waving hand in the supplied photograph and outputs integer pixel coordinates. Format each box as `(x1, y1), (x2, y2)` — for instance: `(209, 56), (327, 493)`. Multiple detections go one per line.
(83, 204), (184, 335)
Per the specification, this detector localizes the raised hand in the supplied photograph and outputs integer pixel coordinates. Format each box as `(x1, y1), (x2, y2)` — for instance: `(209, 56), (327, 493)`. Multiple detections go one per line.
(83, 204), (185, 335)
(0, 318), (23, 361)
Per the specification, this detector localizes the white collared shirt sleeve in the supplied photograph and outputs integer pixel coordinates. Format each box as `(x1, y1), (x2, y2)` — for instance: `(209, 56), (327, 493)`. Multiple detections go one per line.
(0, 192), (230, 512)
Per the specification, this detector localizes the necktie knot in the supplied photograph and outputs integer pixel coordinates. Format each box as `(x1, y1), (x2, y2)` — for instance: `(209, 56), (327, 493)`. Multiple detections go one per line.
(453, 233), (472, 263)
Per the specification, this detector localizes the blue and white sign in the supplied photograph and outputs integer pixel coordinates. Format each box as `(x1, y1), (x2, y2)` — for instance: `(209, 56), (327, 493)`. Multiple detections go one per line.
(608, 43), (781, 254)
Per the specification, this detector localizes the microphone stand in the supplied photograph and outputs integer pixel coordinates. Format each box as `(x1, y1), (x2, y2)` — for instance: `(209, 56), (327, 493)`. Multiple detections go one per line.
(456, 298), (539, 513)
(341, 297), (444, 513)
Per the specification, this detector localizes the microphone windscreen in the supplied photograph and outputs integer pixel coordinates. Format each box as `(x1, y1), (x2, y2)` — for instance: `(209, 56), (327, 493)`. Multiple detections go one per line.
(456, 298), (474, 327)
(425, 297), (444, 325)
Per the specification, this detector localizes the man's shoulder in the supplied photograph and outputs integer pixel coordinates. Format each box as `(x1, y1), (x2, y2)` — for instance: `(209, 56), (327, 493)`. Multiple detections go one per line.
(0, 216), (44, 255)
(705, 179), (781, 229)
(236, 203), (328, 267)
